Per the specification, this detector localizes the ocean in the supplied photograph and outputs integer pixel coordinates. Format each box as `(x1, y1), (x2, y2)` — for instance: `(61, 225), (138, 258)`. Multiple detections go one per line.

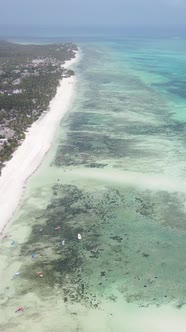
(1, 35), (186, 331)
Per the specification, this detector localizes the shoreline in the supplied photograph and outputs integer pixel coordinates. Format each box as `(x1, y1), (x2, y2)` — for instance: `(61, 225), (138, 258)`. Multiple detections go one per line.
(0, 51), (80, 236)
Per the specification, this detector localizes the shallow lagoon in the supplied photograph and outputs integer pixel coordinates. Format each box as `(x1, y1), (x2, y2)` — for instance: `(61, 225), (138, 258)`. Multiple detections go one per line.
(1, 38), (186, 331)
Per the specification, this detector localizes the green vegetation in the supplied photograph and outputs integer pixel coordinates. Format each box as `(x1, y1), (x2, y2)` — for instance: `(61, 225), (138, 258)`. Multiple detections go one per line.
(0, 41), (78, 173)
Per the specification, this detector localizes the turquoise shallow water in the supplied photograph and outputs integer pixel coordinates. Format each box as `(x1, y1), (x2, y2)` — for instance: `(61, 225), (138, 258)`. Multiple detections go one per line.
(2, 37), (186, 330)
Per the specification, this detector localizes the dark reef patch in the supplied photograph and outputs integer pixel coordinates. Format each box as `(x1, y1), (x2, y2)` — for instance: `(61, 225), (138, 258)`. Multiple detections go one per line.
(16, 183), (186, 309)
(54, 131), (150, 167)
(152, 79), (186, 99)
(19, 184), (125, 308)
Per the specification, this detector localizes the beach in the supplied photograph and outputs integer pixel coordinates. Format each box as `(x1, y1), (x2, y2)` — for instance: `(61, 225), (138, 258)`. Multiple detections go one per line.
(0, 52), (79, 236)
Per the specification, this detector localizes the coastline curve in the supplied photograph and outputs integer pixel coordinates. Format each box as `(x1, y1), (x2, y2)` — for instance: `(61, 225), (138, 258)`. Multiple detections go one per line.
(0, 50), (80, 236)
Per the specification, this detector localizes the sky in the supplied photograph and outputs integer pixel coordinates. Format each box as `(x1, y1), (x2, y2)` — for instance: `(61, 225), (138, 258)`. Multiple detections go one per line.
(0, 0), (186, 27)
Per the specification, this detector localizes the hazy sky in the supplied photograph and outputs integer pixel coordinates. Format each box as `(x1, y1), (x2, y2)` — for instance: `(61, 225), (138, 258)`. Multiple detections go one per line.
(0, 0), (185, 26)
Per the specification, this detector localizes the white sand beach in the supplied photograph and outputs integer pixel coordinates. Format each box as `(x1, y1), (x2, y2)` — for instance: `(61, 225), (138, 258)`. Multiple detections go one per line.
(0, 52), (79, 235)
